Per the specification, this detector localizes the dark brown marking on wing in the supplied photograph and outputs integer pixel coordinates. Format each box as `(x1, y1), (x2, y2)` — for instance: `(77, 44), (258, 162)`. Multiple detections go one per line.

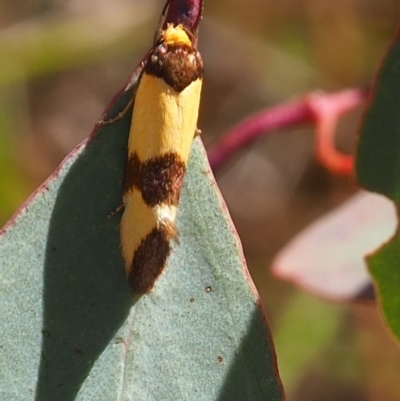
(123, 152), (186, 207)
(123, 152), (141, 195)
(146, 43), (203, 92)
(140, 153), (185, 207)
(128, 227), (171, 294)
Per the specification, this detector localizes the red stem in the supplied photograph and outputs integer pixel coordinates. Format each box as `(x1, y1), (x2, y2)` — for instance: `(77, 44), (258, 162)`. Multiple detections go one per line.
(207, 88), (368, 174)
(164, 0), (203, 32)
(208, 100), (315, 171)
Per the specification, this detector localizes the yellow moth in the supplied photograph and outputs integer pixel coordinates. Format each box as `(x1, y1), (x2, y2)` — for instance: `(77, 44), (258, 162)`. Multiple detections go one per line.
(120, 18), (203, 294)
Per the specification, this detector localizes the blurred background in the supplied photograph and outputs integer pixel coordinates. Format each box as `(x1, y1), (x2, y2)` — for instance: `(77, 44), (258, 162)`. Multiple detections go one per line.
(1, 0), (400, 399)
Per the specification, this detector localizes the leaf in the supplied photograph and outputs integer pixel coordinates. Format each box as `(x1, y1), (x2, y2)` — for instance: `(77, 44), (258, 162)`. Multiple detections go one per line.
(272, 192), (396, 300)
(355, 27), (400, 340)
(356, 28), (400, 198)
(0, 79), (283, 399)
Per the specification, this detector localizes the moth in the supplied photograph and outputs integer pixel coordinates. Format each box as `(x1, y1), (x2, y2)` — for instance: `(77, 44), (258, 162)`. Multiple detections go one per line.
(120, 1), (204, 294)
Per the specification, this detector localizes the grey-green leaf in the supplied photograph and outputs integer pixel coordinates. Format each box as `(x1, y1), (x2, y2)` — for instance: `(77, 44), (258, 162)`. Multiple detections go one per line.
(0, 81), (283, 400)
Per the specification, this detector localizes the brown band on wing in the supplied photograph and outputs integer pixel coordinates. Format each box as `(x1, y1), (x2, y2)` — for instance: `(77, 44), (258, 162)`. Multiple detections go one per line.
(146, 43), (203, 92)
(124, 152), (186, 207)
(128, 227), (171, 294)
(123, 152), (141, 195)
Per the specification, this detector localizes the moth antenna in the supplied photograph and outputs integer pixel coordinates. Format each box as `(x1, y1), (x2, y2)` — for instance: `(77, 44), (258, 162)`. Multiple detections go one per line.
(153, 0), (171, 44)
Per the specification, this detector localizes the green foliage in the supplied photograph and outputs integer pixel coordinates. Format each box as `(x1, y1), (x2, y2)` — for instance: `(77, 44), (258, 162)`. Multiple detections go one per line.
(0, 11), (152, 87)
(356, 28), (400, 341)
(368, 237), (400, 338)
(0, 92), (29, 221)
(273, 292), (343, 393)
(356, 30), (400, 198)
(0, 85), (283, 400)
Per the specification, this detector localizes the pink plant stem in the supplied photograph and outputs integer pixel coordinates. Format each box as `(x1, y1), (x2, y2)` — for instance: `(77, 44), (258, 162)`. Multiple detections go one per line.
(208, 88), (368, 174)
(208, 100), (315, 171)
(308, 89), (366, 175)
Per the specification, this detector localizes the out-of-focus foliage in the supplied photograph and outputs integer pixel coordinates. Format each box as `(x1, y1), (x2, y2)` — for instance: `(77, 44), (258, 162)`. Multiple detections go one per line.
(0, 90), (29, 221)
(356, 27), (400, 343)
(272, 192), (396, 300)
